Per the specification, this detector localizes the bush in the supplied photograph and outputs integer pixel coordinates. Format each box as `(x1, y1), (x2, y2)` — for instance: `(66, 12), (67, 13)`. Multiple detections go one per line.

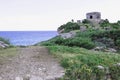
(64, 64), (93, 80)
(40, 41), (55, 46)
(92, 30), (120, 48)
(82, 19), (91, 24)
(100, 19), (110, 29)
(109, 64), (120, 80)
(93, 66), (106, 80)
(53, 37), (95, 49)
(54, 37), (65, 45)
(116, 39), (120, 47)
(58, 22), (80, 33)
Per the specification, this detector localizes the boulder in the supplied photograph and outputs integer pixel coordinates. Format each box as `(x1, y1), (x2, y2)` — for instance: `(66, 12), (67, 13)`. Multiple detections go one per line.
(59, 31), (76, 39)
(80, 26), (87, 32)
(0, 41), (9, 48)
(97, 65), (104, 70)
(94, 46), (104, 51)
(94, 46), (117, 53)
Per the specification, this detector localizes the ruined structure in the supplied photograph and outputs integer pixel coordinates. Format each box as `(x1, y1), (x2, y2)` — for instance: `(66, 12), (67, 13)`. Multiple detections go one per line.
(86, 12), (101, 20)
(58, 12), (103, 34)
(86, 12), (102, 28)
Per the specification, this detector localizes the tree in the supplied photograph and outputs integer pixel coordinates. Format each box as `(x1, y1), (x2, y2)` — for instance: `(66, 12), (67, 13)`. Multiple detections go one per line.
(57, 22), (80, 33)
(82, 19), (90, 24)
(100, 19), (110, 29)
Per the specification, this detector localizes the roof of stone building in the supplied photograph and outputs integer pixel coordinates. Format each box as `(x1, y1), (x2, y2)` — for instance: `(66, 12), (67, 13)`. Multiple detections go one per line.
(86, 12), (101, 15)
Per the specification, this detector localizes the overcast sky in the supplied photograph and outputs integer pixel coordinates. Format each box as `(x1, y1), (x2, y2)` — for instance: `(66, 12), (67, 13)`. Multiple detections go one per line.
(0, 0), (120, 31)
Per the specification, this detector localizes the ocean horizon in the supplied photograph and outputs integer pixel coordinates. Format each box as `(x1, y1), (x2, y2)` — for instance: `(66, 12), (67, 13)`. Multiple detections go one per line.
(0, 31), (58, 46)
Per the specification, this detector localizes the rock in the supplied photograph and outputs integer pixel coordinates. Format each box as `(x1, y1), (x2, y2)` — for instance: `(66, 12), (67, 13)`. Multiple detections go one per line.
(0, 77), (2, 80)
(38, 68), (42, 71)
(108, 48), (117, 53)
(57, 29), (64, 34)
(104, 48), (117, 53)
(30, 76), (43, 80)
(59, 31), (76, 39)
(15, 77), (23, 80)
(94, 46), (104, 51)
(94, 46), (117, 53)
(42, 68), (46, 73)
(23, 74), (31, 80)
(80, 26), (87, 32)
(116, 63), (120, 66)
(97, 65), (104, 69)
(0, 41), (9, 48)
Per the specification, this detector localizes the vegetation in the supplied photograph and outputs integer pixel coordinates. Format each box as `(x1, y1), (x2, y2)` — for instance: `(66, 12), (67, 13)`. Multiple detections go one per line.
(58, 22), (80, 33)
(0, 37), (10, 45)
(37, 29), (120, 79)
(0, 48), (18, 57)
(0, 48), (18, 65)
(100, 19), (110, 29)
(92, 30), (120, 49)
(37, 19), (120, 79)
(39, 29), (120, 50)
(47, 46), (120, 80)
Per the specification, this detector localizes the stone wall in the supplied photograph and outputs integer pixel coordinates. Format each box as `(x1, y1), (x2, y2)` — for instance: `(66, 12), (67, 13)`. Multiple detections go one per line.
(86, 12), (101, 20)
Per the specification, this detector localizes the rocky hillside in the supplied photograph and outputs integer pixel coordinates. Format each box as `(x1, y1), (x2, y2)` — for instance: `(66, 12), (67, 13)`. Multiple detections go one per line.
(57, 19), (120, 34)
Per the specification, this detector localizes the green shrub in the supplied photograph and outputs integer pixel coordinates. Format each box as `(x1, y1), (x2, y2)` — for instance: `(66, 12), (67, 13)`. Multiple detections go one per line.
(61, 58), (70, 68)
(116, 39), (120, 47)
(93, 66), (106, 80)
(40, 41), (55, 46)
(54, 37), (65, 45)
(56, 37), (95, 49)
(58, 22), (80, 33)
(64, 64), (93, 80)
(100, 19), (110, 29)
(82, 19), (91, 24)
(92, 30), (120, 48)
(109, 64), (120, 80)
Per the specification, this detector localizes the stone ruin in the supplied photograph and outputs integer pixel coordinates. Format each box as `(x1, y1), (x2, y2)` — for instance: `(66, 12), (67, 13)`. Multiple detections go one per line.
(86, 12), (102, 29)
(86, 12), (101, 20)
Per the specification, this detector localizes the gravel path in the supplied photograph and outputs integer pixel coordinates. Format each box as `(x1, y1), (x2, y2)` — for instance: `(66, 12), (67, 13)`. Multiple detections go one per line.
(0, 46), (64, 80)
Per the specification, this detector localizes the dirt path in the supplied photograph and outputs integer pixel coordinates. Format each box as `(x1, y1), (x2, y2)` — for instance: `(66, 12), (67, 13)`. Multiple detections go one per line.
(0, 46), (64, 80)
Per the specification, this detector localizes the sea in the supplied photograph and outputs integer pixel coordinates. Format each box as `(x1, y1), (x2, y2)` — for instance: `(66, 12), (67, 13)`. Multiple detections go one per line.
(0, 31), (58, 46)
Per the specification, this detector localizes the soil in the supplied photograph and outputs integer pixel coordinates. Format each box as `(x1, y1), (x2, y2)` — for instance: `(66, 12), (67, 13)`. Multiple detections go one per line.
(0, 46), (64, 80)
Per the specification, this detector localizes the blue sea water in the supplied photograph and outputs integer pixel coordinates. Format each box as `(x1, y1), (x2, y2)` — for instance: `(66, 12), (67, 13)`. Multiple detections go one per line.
(0, 31), (58, 46)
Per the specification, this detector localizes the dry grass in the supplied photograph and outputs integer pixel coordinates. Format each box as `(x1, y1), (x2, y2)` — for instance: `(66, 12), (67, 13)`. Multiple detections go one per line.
(0, 48), (18, 65)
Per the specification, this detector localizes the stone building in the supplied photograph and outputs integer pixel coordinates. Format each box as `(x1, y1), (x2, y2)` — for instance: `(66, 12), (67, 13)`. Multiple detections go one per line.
(86, 12), (102, 28)
(86, 12), (101, 20)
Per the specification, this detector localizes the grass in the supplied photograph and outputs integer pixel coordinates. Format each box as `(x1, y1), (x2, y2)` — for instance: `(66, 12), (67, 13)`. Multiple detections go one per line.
(0, 48), (18, 57)
(0, 47), (18, 65)
(47, 46), (120, 66)
(37, 29), (120, 79)
(47, 45), (120, 80)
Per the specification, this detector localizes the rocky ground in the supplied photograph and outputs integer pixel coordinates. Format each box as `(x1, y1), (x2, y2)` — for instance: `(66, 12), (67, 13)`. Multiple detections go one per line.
(0, 46), (64, 80)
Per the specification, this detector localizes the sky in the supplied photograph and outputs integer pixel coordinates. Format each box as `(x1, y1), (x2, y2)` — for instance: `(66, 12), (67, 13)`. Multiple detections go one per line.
(0, 0), (120, 31)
